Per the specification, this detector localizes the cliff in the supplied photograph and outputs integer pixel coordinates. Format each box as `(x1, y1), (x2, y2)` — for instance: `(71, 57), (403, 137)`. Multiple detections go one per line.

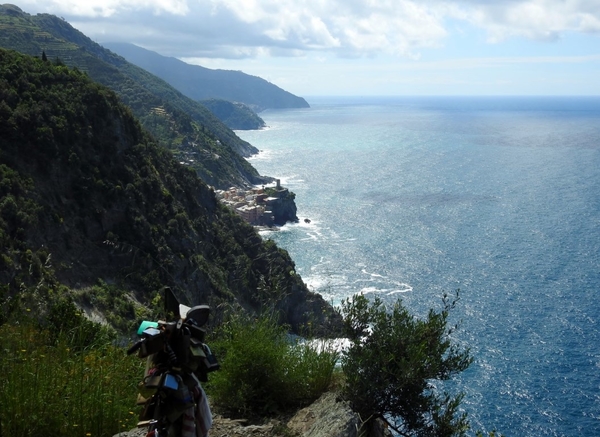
(0, 48), (341, 336)
(267, 186), (299, 225)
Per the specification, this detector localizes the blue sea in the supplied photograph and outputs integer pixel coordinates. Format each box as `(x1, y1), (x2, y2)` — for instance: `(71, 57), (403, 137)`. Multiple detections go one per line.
(236, 96), (600, 436)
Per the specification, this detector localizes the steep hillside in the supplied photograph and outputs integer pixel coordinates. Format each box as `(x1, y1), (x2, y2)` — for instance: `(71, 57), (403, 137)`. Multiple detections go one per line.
(0, 49), (341, 335)
(104, 42), (310, 112)
(201, 99), (266, 130)
(0, 4), (267, 189)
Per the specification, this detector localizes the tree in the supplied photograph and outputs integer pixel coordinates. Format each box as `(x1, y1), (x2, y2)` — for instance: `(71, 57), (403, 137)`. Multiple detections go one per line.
(340, 291), (473, 437)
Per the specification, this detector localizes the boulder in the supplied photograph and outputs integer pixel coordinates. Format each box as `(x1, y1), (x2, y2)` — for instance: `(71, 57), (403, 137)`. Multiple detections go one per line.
(287, 392), (391, 437)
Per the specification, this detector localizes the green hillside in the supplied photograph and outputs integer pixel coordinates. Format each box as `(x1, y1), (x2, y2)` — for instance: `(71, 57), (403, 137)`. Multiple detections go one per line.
(0, 4), (267, 189)
(104, 42), (310, 112)
(201, 98), (266, 130)
(0, 48), (341, 335)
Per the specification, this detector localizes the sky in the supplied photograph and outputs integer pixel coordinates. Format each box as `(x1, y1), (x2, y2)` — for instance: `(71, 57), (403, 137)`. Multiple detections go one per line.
(15, 0), (600, 97)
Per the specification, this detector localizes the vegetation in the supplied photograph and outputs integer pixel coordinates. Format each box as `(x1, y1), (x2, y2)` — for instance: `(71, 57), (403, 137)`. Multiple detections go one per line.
(206, 312), (339, 417)
(0, 10), (492, 437)
(0, 4), (268, 189)
(0, 48), (340, 336)
(0, 302), (339, 437)
(0, 290), (497, 437)
(104, 42), (310, 112)
(0, 305), (144, 437)
(200, 98), (266, 130)
(340, 291), (473, 437)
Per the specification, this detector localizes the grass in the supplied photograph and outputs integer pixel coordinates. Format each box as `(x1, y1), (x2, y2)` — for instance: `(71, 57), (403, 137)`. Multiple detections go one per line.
(0, 309), (339, 435)
(0, 321), (145, 437)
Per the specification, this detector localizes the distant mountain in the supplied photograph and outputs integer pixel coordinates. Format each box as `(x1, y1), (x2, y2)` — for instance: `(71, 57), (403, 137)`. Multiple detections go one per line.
(0, 4), (268, 189)
(103, 42), (310, 112)
(0, 48), (341, 335)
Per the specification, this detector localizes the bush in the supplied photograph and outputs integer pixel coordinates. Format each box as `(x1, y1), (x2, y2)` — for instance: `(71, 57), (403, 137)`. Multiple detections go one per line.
(45, 293), (116, 349)
(340, 291), (473, 437)
(206, 313), (339, 417)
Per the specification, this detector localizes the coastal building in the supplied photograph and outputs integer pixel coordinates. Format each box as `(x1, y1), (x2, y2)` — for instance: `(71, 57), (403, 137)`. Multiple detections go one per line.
(214, 185), (275, 226)
(214, 178), (296, 226)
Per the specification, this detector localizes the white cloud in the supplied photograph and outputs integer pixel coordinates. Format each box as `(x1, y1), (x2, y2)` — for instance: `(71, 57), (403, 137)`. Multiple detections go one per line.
(19, 0), (189, 17)
(454, 0), (600, 41)
(18, 0), (600, 60)
(214, 0), (447, 56)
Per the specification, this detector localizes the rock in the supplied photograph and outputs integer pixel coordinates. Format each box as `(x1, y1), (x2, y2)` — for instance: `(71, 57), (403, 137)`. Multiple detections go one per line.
(269, 188), (298, 225)
(287, 392), (359, 437)
(113, 429), (146, 437)
(287, 392), (391, 437)
(115, 392), (391, 437)
(208, 416), (281, 436)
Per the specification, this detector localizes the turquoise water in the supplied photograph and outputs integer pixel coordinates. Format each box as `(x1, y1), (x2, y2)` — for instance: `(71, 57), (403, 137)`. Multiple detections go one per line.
(237, 96), (600, 436)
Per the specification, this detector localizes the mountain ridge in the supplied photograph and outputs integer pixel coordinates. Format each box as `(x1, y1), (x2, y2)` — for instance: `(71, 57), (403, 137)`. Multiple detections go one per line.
(103, 42), (310, 113)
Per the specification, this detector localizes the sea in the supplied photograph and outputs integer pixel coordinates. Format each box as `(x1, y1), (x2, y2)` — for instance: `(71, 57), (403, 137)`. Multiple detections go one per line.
(235, 96), (600, 436)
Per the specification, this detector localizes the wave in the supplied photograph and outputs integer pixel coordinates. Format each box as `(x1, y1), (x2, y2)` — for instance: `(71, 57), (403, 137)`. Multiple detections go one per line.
(387, 283), (414, 294)
(359, 283), (413, 295)
(361, 268), (385, 278)
(246, 147), (277, 162)
(233, 124), (273, 134)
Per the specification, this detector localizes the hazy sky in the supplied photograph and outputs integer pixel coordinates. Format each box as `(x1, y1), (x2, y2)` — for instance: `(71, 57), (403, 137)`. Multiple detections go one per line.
(16, 0), (600, 97)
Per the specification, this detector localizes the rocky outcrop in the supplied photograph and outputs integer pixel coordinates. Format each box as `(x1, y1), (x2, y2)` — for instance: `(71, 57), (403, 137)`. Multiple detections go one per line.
(287, 392), (392, 437)
(270, 193), (298, 225)
(267, 185), (298, 226)
(287, 392), (360, 436)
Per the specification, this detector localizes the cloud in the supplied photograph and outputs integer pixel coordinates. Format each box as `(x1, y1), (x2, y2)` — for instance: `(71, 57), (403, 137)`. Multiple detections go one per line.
(217, 0), (449, 56)
(452, 0), (600, 41)
(19, 0), (448, 58)
(18, 0), (189, 17)
(17, 0), (600, 60)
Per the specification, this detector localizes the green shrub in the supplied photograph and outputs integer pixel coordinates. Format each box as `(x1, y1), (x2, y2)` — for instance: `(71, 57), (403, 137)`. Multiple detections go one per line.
(45, 293), (115, 349)
(206, 313), (339, 417)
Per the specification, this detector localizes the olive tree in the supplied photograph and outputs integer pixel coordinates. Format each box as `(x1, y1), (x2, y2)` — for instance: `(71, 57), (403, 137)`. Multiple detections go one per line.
(340, 291), (473, 437)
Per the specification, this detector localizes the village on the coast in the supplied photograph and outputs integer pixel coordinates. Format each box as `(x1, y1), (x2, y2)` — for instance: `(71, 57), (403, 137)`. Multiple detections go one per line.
(174, 140), (298, 227)
(214, 179), (289, 227)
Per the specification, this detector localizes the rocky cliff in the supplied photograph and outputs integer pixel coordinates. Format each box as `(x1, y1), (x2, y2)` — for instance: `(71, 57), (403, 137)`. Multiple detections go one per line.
(0, 49), (341, 335)
(266, 186), (299, 225)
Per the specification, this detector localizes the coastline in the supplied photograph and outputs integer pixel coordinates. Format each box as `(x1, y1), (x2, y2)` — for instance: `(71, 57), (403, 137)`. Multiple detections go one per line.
(233, 98), (600, 436)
